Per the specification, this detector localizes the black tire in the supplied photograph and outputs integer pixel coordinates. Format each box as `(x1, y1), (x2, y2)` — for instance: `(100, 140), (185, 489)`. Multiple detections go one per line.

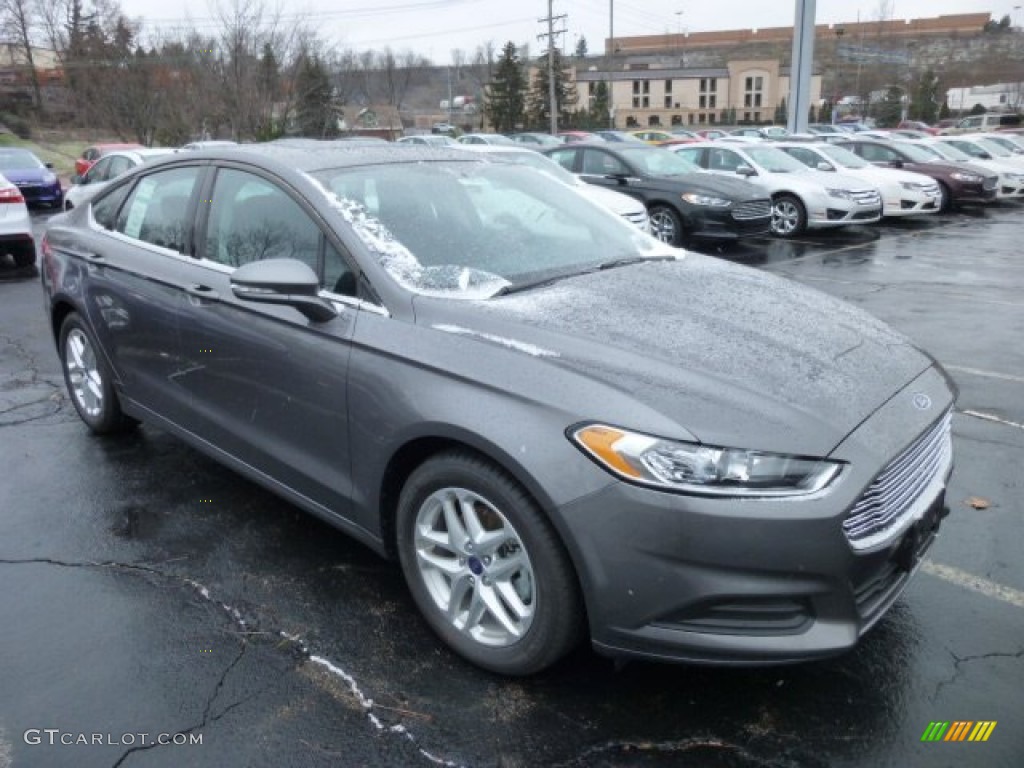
(396, 451), (583, 675)
(648, 204), (685, 246)
(65, 199), (74, 211)
(58, 312), (135, 434)
(936, 182), (952, 213)
(772, 193), (807, 238)
(13, 246), (35, 268)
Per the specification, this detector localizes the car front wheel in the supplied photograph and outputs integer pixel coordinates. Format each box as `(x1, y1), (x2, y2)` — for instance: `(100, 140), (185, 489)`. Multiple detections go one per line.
(648, 204), (684, 246)
(59, 312), (134, 434)
(772, 194), (807, 238)
(396, 452), (583, 675)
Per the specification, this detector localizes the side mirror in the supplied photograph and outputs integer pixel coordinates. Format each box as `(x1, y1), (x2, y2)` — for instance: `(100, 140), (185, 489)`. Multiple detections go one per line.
(70, 174), (82, 185)
(45, 162), (54, 169)
(736, 164), (756, 177)
(889, 159), (904, 169)
(230, 258), (338, 322)
(816, 161), (835, 172)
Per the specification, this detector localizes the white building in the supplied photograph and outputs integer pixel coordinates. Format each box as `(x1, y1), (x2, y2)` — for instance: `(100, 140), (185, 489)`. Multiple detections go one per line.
(946, 83), (1024, 113)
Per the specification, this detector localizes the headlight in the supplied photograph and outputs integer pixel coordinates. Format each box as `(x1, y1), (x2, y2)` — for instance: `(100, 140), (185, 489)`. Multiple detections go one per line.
(681, 193), (731, 207)
(825, 188), (854, 200)
(571, 424), (843, 497)
(950, 172), (982, 183)
(900, 181), (926, 191)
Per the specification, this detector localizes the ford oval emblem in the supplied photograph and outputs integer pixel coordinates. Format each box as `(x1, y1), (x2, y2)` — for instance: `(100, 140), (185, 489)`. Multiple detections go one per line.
(912, 393), (932, 411)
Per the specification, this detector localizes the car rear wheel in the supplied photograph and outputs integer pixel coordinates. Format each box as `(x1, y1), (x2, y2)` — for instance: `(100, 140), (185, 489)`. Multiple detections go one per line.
(772, 194), (807, 238)
(648, 205), (684, 246)
(396, 451), (583, 675)
(59, 312), (135, 434)
(12, 246), (35, 268)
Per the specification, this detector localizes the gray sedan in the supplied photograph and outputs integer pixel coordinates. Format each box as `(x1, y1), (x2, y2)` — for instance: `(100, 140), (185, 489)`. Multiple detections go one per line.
(41, 144), (955, 675)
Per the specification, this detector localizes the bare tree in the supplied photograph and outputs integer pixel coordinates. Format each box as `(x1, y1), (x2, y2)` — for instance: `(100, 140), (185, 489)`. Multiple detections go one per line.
(1, 0), (42, 109)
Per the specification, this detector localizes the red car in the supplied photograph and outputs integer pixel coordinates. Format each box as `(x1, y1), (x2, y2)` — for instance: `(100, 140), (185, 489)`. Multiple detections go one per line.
(897, 120), (939, 136)
(75, 143), (145, 177)
(557, 131), (605, 143)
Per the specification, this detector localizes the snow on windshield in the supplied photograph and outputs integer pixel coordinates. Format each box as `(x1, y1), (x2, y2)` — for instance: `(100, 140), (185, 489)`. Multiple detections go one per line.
(307, 162), (673, 299)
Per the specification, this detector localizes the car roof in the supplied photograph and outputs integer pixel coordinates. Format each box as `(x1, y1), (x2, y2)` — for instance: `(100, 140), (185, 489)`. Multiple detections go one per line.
(143, 141), (482, 175)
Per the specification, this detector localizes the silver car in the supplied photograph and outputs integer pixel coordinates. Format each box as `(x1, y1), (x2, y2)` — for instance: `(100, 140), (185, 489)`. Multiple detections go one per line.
(42, 144), (955, 675)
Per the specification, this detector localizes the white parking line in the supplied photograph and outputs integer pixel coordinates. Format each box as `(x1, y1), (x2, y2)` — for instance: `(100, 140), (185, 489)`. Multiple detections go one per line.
(959, 409), (1024, 431)
(947, 365), (1024, 385)
(922, 561), (1024, 609)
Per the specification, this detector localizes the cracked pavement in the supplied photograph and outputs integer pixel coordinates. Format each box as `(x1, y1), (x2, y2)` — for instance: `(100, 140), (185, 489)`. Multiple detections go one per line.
(1, 208), (1022, 767)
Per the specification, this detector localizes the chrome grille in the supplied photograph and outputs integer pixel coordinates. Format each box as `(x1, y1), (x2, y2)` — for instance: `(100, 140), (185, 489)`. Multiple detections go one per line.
(731, 200), (772, 220)
(843, 410), (952, 549)
(851, 189), (881, 206)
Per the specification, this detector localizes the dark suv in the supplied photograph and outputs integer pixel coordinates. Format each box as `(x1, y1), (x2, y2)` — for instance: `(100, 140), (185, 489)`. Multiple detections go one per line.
(838, 139), (997, 212)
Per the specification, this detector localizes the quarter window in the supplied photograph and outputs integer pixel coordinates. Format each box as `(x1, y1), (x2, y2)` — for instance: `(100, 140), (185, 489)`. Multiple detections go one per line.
(115, 166), (201, 253)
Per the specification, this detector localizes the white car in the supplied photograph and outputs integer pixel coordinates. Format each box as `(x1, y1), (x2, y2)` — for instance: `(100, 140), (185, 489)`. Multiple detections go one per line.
(912, 139), (1024, 200)
(455, 145), (651, 232)
(397, 135), (458, 146)
(180, 140), (238, 150)
(0, 176), (35, 268)
(976, 132), (1024, 156)
(934, 135), (1024, 170)
(64, 148), (177, 211)
(774, 142), (941, 217)
(456, 133), (517, 146)
(672, 142), (882, 237)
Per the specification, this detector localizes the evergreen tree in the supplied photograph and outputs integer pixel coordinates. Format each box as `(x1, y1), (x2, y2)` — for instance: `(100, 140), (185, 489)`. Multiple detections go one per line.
(876, 86), (903, 127)
(526, 47), (577, 130)
(910, 69), (939, 123)
(938, 100), (951, 120)
(774, 96), (787, 124)
(588, 80), (610, 128)
(484, 41), (526, 133)
(575, 36), (588, 59)
(295, 55), (338, 137)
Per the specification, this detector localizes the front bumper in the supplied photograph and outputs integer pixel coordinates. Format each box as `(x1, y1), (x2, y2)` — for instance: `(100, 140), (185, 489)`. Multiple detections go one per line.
(883, 188), (942, 216)
(688, 203), (772, 240)
(556, 365), (955, 665)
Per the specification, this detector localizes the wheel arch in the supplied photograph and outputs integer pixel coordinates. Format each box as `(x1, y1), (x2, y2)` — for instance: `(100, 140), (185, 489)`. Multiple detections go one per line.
(375, 429), (563, 562)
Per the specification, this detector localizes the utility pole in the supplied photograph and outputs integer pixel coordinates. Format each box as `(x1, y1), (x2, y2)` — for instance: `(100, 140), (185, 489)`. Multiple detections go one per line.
(609, 0), (614, 128)
(787, 0), (815, 133)
(538, 0), (567, 134)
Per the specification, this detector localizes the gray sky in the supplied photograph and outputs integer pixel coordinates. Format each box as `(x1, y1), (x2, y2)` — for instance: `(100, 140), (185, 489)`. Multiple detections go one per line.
(118, 0), (1017, 62)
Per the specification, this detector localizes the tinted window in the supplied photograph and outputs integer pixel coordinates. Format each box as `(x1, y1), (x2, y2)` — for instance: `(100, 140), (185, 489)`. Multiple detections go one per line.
(85, 156), (115, 183)
(857, 144), (897, 163)
(547, 148), (577, 171)
(709, 148), (743, 172)
(581, 150), (628, 175)
(204, 168), (320, 272)
(115, 166), (200, 252)
(93, 184), (132, 230)
(783, 147), (822, 168)
(107, 156), (134, 177)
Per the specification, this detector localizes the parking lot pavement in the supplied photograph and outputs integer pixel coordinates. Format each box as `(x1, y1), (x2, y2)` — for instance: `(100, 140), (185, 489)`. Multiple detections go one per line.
(1, 207), (1022, 767)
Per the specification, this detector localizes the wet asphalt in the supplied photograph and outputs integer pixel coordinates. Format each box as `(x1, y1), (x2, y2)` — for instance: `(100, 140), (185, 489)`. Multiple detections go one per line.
(1, 205), (1022, 768)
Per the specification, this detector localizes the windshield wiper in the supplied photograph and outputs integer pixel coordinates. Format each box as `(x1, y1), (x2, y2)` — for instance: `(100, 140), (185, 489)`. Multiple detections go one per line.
(597, 254), (676, 270)
(491, 255), (675, 298)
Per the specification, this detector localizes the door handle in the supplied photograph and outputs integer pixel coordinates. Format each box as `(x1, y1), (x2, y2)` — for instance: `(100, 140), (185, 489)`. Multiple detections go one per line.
(185, 284), (219, 300)
(82, 251), (105, 263)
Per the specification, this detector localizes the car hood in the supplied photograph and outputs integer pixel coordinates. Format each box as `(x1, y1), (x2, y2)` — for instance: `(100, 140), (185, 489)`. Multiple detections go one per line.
(839, 166), (932, 189)
(418, 257), (933, 457)
(576, 182), (647, 216)
(644, 172), (767, 201)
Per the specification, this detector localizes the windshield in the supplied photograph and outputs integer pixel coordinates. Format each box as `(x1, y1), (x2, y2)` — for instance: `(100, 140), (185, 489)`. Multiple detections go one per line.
(745, 146), (807, 173)
(923, 142), (970, 162)
(819, 145), (870, 168)
(486, 150), (577, 185)
(0, 150), (43, 171)
(891, 142), (940, 163)
(617, 147), (700, 175)
(309, 162), (672, 299)
(975, 138), (1013, 158)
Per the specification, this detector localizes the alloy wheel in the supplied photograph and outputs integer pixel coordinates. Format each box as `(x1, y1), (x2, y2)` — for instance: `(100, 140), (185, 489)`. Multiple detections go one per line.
(65, 328), (104, 418)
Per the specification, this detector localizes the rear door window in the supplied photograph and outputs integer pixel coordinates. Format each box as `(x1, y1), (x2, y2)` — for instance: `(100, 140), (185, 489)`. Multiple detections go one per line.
(115, 166), (201, 253)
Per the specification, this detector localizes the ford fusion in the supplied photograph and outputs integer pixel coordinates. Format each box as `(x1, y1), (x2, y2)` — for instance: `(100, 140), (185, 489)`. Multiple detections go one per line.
(41, 145), (955, 675)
